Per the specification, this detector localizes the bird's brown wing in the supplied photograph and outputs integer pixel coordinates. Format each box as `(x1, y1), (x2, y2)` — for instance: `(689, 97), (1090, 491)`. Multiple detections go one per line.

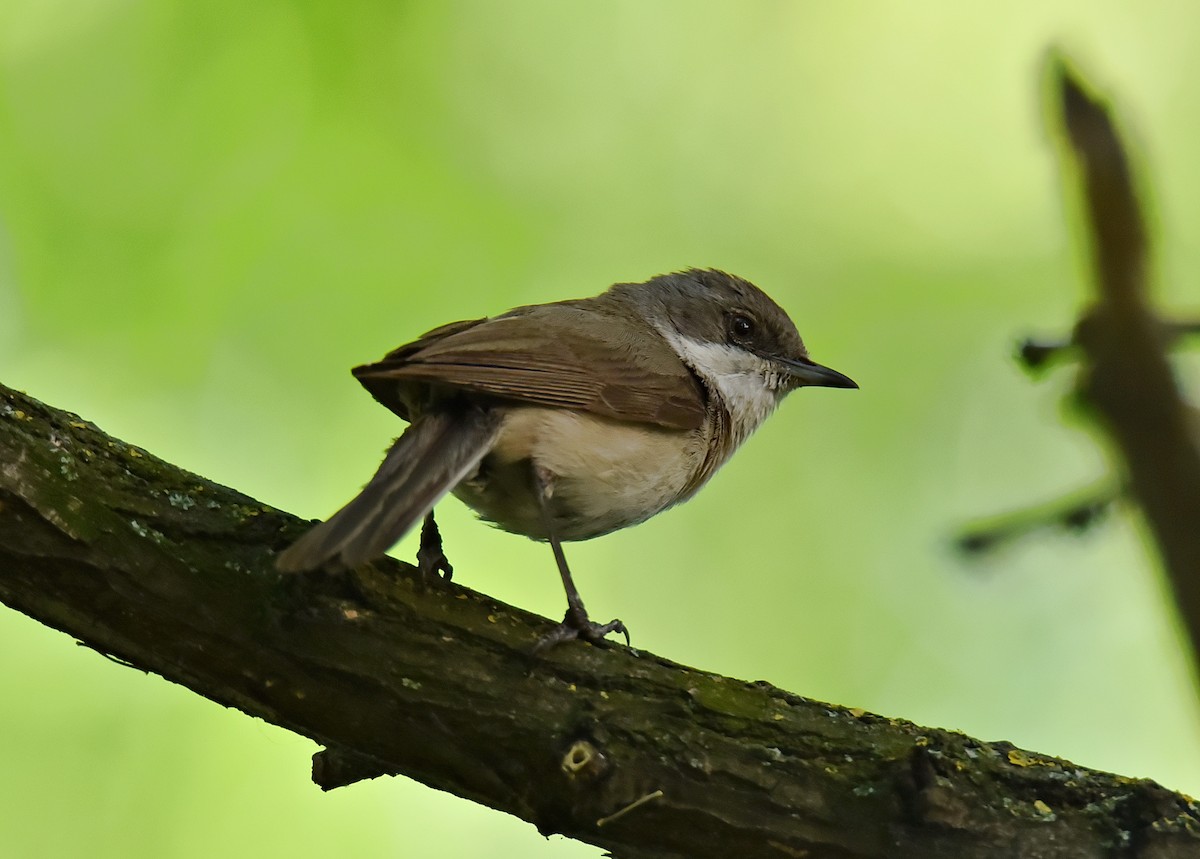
(353, 303), (707, 431)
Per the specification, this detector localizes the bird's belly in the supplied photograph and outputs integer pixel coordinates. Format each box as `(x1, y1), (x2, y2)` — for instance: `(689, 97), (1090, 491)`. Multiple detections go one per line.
(452, 407), (705, 542)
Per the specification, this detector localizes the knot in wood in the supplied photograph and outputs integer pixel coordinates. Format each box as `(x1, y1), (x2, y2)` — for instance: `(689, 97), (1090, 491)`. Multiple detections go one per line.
(561, 739), (607, 781)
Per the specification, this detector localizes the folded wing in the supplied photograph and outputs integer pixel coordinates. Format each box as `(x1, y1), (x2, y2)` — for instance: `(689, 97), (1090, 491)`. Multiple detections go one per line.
(353, 303), (707, 431)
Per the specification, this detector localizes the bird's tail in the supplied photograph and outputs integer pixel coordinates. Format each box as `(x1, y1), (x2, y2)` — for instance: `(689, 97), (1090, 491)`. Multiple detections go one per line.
(276, 406), (501, 573)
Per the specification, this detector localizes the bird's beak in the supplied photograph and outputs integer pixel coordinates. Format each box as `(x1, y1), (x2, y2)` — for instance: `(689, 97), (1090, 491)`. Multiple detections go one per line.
(777, 356), (858, 389)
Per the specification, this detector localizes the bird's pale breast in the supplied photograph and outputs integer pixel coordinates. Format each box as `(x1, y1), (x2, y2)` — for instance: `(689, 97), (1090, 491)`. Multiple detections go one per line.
(452, 406), (710, 541)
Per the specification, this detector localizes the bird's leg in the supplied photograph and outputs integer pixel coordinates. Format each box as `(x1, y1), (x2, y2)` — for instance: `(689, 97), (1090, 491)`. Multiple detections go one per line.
(532, 465), (629, 652)
(415, 510), (453, 588)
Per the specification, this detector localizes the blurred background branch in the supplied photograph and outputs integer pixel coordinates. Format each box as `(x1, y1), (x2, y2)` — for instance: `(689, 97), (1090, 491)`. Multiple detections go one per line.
(956, 478), (1121, 555)
(962, 58), (1200, 700)
(1055, 60), (1200, 695)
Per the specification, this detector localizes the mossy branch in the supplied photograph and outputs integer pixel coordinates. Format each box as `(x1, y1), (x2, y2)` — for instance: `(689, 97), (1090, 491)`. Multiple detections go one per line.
(2, 379), (1198, 858)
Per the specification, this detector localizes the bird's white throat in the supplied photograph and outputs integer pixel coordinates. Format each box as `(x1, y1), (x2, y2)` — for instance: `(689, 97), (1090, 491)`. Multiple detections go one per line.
(659, 331), (783, 444)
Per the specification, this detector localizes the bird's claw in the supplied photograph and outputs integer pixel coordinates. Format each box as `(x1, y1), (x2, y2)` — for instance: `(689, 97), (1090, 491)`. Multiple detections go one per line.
(415, 546), (453, 589)
(533, 610), (630, 654)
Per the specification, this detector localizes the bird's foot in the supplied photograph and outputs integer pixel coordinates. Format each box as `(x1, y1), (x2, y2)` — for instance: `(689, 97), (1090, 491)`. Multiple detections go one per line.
(414, 544), (453, 590)
(533, 609), (630, 654)
(415, 511), (453, 590)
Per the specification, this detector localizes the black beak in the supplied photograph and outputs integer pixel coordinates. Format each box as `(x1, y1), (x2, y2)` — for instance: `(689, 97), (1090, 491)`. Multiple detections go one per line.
(778, 356), (858, 389)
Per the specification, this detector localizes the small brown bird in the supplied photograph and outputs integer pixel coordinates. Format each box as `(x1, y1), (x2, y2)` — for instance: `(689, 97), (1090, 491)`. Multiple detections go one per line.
(277, 269), (856, 649)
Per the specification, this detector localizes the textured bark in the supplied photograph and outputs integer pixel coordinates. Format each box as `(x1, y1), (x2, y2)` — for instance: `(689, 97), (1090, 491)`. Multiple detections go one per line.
(2, 380), (1199, 859)
(1055, 61), (1200, 683)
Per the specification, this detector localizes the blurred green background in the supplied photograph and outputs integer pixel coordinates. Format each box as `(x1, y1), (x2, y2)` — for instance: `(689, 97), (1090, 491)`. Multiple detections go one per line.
(3, 2), (1200, 856)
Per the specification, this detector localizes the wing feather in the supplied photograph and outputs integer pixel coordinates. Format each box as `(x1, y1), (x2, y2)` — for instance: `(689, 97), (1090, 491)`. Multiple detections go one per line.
(354, 304), (706, 430)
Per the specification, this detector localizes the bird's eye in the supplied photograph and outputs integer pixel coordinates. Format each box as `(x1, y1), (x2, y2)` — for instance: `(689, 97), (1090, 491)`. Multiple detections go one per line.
(727, 313), (756, 342)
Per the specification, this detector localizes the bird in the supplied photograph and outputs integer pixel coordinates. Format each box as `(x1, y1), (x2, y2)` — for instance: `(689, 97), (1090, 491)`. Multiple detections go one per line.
(276, 268), (857, 650)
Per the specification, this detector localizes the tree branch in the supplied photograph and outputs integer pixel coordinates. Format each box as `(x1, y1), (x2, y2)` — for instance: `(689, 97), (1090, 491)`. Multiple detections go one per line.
(2, 381), (1199, 858)
(1053, 58), (1200, 685)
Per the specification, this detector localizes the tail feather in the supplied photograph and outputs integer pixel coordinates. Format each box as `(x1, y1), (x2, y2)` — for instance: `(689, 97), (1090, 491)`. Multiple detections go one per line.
(276, 406), (501, 572)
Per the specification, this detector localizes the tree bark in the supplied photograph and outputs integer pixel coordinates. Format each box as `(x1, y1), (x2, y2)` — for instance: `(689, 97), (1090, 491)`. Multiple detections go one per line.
(2, 385), (1198, 859)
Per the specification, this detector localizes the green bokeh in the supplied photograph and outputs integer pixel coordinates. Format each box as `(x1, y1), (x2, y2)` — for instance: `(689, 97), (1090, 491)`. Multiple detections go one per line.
(3, 3), (1199, 857)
